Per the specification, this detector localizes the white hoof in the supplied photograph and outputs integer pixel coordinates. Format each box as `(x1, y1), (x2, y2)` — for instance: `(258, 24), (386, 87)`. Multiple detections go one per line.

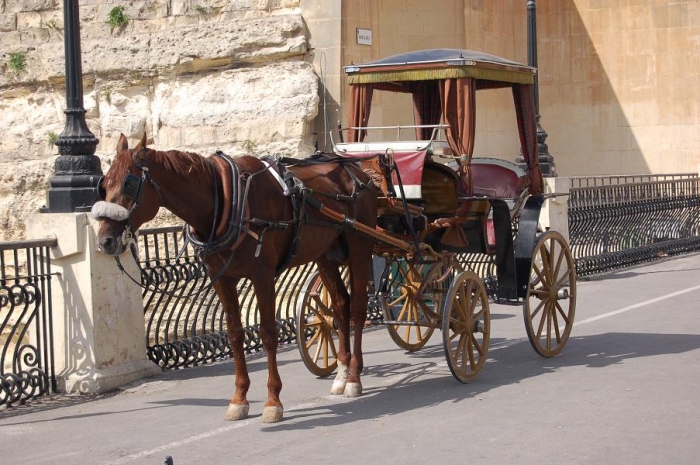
(330, 378), (347, 395)
(343, 382), (362, 398)
(331, 362), (349, 395)
(261, 406), (284, 423)
(224, 403), (249, 421)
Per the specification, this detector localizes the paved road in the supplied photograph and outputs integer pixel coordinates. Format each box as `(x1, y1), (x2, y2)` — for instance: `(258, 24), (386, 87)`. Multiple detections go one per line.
(2, 254), (700, 465)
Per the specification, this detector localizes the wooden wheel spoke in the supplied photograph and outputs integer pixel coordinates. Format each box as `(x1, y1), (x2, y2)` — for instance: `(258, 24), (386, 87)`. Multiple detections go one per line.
(531, 263), (547, 289)
(456, 284), (471, 322)
(305, 327), (322, 348)
(539, 246), (553, 282)
(551, 308), (562, 345)
(554, 301), (570, 325)
(312, 333), (325, 364)
(529, 298), (546, 320)
(466, 336), (476, 371)
(458, 334), (468, 370)
(535, 301), (550, 339)
(469, 333), (484, 357)
(310, 295), (332, 317)
(552, 245), (565, 281)
(467, 282), (480, 316)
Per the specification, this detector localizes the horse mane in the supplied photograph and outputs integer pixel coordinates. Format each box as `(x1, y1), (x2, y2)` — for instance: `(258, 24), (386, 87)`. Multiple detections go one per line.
(152, 149), (212, 184)
(106, 147), (215, 187)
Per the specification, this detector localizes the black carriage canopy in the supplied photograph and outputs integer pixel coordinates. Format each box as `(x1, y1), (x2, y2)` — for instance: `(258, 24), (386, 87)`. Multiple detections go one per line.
(344, 48), (543, 195)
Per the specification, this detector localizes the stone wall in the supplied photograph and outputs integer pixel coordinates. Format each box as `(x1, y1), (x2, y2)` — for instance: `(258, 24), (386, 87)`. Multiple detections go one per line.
(0, 0), (319, 241)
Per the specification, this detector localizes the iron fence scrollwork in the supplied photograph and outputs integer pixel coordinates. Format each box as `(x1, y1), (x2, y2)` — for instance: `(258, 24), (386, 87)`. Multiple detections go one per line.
(1, 238), (57, 407)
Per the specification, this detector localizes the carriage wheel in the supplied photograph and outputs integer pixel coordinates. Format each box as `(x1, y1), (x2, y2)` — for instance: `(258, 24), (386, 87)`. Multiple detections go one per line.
(524, 231), (577, 357)
(296, 271), (339, 377)
(379, 258), (444, 352)
(442, 270), (490, 383)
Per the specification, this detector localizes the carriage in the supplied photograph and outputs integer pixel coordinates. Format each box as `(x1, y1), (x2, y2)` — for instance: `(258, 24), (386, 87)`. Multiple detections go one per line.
(94, 48), (576, 423)
(295, 49), (577, 382)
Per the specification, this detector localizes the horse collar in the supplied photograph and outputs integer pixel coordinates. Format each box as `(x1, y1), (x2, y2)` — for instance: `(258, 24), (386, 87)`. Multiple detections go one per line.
(185, 152), (248, 256)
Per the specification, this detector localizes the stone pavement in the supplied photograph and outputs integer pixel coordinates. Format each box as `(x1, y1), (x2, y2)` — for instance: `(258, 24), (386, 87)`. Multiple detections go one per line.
(2, 253), (700, 465)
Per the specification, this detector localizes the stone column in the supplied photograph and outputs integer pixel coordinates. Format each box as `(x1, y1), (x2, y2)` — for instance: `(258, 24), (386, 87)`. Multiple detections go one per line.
(25, 213), (160, 395)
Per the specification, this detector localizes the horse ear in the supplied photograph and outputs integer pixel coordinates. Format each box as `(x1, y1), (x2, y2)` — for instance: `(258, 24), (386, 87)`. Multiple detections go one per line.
(134, 132), (148, 151)
(116, 133), (129, 153)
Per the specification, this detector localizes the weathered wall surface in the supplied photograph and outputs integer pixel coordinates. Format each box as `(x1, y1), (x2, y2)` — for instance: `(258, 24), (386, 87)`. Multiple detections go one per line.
(0, 0), (318, 241)
(337, 0), (700, 177)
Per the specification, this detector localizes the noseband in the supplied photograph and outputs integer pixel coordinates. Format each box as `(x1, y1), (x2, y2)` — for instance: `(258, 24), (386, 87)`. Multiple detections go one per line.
(91, 163), (162, 247)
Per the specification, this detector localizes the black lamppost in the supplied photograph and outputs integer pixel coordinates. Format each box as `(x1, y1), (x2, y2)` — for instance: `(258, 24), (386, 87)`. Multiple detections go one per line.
(517, 0), (556, 176)
(43, 0), (102, 213)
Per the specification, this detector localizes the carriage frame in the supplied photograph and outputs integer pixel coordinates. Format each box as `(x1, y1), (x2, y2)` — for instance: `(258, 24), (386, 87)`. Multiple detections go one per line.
(296, 49), (576, 382)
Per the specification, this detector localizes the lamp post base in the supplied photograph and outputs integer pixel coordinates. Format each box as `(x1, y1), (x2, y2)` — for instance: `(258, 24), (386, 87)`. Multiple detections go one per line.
(42, 153), (102, 213)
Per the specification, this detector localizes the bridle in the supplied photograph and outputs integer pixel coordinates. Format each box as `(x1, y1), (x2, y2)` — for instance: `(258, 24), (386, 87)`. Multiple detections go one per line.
(95, 162), (163, 248)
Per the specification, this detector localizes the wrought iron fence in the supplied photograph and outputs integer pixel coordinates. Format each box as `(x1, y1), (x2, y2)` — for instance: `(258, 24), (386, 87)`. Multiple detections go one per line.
(136, 227), (315, 369)
(568, 174), (700, 276)
(137, 174), (700, 369)
(1, 238), (58, 407)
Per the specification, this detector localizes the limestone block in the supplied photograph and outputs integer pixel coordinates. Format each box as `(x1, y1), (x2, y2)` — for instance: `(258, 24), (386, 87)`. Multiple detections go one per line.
(150, 61), (318, 152)
(0, 159), (54, 241)
(0, 13), (17, 31)
(13, 0), (55, 13)
(16, 11), (42, 28)
(0, 88), (65, 161)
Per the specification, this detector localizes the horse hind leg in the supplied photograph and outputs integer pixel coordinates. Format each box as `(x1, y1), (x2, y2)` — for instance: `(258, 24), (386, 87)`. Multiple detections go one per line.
(216, 281), (252, 422)
(343, 235), (373, 398)
(316, 258), (353, 396)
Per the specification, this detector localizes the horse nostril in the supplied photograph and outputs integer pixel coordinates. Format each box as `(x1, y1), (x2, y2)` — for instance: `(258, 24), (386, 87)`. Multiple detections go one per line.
(101, 237), (114, 253)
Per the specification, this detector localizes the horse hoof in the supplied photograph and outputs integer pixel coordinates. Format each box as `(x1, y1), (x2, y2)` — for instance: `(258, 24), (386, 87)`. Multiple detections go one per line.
(343, 382), (362, 398)
(224, 403), (249, 421)
(330, 379), (347, 395)
(261, 406), (284, 423)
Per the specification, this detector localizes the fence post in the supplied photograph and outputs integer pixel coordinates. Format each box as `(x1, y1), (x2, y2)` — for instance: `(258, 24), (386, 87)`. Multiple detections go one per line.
(25, 213), (160, 395)
(541, 177), (570, 241)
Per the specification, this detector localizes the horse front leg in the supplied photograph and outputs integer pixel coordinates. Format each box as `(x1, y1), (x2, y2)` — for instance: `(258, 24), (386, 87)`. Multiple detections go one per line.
(251, 275), (284, 423)
(216, 281), (251, 421)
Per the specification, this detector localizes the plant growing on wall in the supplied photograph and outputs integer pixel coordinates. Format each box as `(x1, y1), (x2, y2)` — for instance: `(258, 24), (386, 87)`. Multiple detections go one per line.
(242, 139), (256, 154)
(8, 53), (26, 74)
(107, 6), (129, 32)
(47, 131), (58, 148)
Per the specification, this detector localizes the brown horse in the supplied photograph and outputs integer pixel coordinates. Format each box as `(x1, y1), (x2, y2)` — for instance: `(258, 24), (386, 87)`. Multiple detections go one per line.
(92, 133), (377, 423)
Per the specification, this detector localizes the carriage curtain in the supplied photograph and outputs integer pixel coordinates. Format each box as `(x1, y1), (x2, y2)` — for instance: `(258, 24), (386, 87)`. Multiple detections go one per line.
(439, 77), (476, 195)
(412, 82), (442, 140)
(348, 84), (374, 142)
(512, 84), (543, 195)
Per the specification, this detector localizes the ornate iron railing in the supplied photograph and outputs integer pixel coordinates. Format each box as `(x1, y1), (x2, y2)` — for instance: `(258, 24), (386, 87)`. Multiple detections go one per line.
(568, 175), (700, 276)
(137, 227), (315, 369)
(138, 174), (700, 369)
(0, 238), (57, 407)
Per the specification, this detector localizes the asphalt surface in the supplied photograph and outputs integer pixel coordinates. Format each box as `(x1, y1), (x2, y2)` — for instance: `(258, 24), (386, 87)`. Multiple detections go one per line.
(2, 253), (700, 465)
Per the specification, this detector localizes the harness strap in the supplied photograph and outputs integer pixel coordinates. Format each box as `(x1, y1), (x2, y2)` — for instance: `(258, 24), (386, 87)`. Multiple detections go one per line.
(185, 152), (246, 256)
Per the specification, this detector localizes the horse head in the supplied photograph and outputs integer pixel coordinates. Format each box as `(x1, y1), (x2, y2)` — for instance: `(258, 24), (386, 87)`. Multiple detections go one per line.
(92, 133), (162, 255)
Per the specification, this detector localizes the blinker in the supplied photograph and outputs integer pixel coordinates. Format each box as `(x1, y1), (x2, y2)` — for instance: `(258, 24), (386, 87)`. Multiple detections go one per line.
(96, 176), (106, 200)
(121, 173), (143, 201)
